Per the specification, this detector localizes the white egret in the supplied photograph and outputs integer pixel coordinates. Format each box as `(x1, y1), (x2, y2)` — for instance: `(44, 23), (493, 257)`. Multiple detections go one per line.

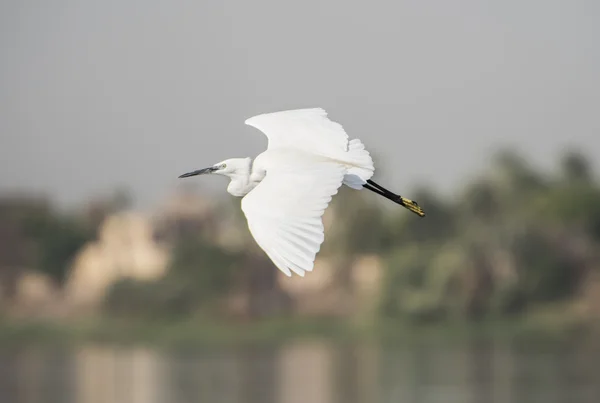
(179, 108), (424, 277)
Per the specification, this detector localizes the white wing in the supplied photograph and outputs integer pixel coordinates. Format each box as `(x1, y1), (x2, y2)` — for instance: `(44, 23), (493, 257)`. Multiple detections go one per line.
(244, 108), (349, 155)
(241, 152), (346, 277)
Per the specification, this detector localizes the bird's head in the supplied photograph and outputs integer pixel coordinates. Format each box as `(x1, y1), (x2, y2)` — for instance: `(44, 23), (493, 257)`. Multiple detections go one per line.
(178, 158), (251, 179)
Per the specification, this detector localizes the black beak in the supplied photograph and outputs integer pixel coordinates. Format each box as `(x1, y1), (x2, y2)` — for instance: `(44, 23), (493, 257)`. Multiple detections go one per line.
(178, 167), (216, 178)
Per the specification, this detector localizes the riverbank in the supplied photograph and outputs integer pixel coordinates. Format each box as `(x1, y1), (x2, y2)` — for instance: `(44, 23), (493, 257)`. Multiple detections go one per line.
(0, 311), (596, 348)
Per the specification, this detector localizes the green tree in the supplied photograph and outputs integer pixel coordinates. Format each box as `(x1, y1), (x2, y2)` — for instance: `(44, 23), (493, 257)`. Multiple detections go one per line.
(0, 196), (93, 287)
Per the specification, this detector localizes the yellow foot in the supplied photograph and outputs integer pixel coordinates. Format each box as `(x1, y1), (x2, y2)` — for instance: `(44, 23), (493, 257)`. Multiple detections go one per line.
(399, 197), (426, 217)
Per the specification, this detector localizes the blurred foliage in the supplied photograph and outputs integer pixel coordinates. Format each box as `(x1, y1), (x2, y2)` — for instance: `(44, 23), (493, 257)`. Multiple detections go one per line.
(2, 149), (600, 327)
(104, 240), (242, 319)
(26, 214), (94, 284)
(379, 148), (599, 322)
(0, 197), (95, 291)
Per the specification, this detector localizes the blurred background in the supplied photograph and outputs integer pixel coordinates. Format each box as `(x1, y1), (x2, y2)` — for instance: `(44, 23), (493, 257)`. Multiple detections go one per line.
(1, 1), (600, 402)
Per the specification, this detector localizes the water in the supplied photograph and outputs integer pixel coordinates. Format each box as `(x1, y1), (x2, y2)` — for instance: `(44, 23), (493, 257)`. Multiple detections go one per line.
(1, 339), (599, 403)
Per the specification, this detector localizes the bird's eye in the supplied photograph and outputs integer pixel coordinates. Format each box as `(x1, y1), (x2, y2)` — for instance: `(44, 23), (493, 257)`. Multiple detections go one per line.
(221, 163), (227, 169)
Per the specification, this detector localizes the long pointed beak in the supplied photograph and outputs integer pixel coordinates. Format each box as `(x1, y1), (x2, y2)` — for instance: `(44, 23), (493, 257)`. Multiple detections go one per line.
(178, 167), (216, 178)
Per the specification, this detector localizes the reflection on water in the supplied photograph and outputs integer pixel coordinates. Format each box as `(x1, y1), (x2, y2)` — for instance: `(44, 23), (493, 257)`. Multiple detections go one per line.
(1, 338), (599, 403)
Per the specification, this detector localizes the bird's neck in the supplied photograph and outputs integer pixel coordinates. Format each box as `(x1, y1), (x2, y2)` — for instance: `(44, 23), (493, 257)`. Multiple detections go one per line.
(225, 158), (262, 197)
(227, 175), (252, 197)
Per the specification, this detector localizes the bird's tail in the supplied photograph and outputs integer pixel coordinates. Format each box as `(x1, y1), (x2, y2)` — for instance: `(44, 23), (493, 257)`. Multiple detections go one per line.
(343, 139), (375, 189)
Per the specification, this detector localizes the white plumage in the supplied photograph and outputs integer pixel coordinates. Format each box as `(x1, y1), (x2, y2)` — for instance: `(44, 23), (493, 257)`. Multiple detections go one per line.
(245, 108), (351, 154)
(179, 108), (424, 277)
(241, 150), (348, 276)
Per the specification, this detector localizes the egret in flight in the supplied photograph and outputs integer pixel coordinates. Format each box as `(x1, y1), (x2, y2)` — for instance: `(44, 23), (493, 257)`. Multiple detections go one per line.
(179, 108), (424, 277)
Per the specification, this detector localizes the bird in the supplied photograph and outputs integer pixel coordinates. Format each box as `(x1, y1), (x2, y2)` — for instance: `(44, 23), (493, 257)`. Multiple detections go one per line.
(178, 108), (424, 277)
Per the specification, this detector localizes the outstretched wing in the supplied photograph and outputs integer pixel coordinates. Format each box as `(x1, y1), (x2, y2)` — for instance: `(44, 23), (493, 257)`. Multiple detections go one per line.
(244, 108), (350, 155)
(241, 153), (346, 277)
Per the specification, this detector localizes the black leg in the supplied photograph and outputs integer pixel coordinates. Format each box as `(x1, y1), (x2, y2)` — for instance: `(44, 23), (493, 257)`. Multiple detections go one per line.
(364, 183), (397, 203)
(364, 179), (426, 217)
(367, 179), (399, 198)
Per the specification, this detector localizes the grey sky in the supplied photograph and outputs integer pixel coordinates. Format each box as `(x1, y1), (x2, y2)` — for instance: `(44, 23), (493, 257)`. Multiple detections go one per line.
(1, 1), (599, 210)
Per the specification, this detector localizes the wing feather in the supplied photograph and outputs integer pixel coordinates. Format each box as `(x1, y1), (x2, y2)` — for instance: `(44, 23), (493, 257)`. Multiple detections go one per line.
(244, 108), (350, 155)
(241, 154), (345, 277)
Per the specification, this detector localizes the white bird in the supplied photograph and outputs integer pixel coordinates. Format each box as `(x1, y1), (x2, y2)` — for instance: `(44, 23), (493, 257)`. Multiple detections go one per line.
(179, 108), (424, 277)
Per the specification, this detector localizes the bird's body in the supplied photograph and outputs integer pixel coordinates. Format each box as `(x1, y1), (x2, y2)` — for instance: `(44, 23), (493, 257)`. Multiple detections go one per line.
(179, 108), (424, 277)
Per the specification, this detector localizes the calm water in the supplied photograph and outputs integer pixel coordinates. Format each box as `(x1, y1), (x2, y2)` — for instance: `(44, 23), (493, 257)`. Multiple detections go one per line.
(0, 339), (599, 403)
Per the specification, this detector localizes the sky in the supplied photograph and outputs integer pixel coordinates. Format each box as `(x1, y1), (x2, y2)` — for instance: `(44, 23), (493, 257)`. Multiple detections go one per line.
(1, 1), (599, 210)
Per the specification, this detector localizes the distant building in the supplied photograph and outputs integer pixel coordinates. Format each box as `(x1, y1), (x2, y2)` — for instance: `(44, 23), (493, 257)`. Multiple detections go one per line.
(64, 212), (169, 310)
